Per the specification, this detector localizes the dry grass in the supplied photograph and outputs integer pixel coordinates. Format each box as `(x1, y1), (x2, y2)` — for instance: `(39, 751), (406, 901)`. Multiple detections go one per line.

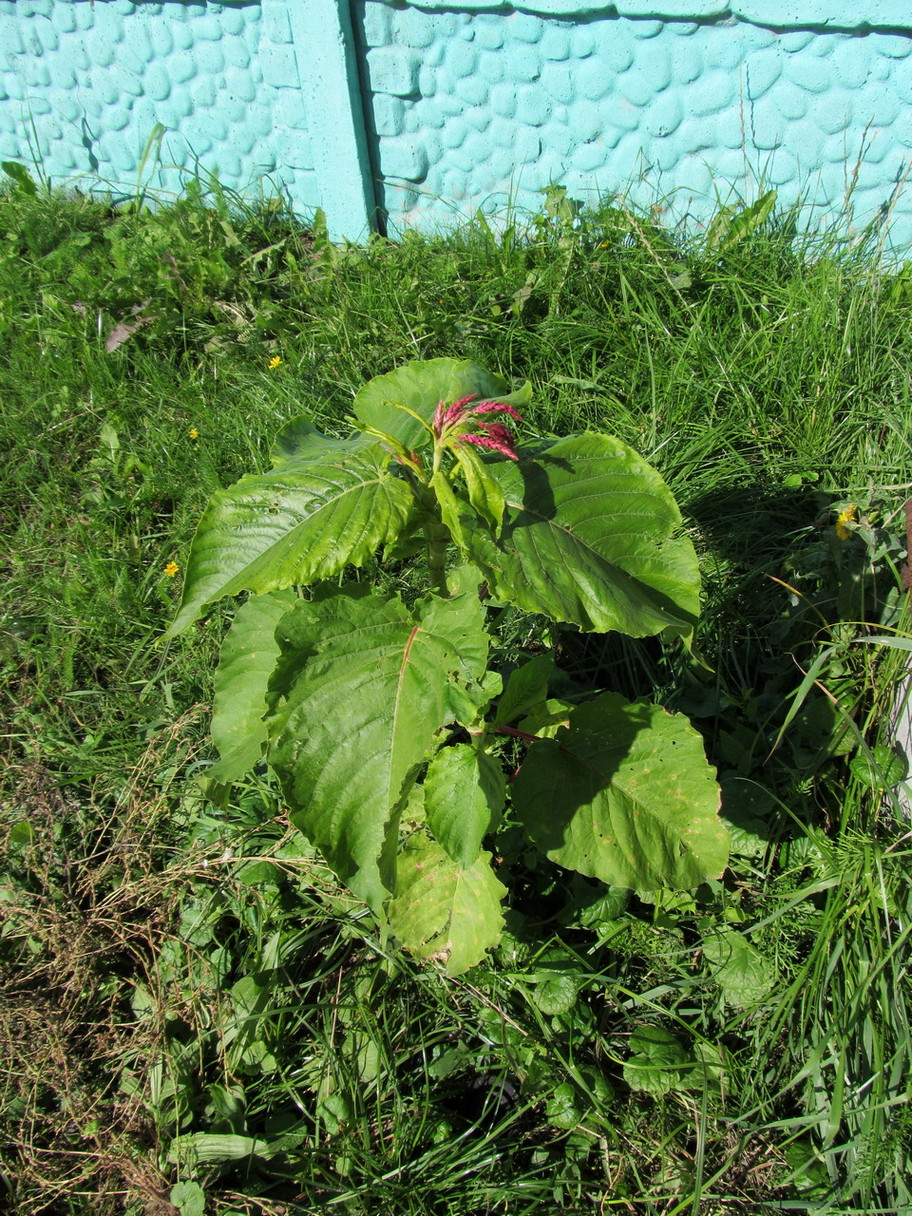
(1, 715), (209, 1215)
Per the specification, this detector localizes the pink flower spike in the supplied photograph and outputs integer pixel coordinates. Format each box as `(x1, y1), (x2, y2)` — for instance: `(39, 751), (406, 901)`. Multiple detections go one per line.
(432, 399), (447, 434)
(478, 421), (515, 446)
(451, 393), (479, 412)
(440, 393), (478, 430)
(470, 400), (524, 423)
(459, 432), (519, 460)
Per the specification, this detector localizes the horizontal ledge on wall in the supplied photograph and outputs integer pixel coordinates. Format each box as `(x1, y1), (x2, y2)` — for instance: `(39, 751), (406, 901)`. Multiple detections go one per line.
(378, 0), (912, 31)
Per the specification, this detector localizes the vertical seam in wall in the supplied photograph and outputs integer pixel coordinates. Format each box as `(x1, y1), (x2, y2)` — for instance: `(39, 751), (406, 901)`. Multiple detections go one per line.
(347, 0), (389, 238)
(285, 0), (379, 240)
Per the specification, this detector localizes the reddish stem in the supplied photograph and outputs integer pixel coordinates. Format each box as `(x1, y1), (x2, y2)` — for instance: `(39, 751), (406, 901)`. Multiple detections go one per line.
(494, 725), (541, 743)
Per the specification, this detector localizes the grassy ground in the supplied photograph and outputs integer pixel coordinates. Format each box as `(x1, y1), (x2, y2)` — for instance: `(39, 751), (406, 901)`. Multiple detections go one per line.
(2, 169), (912, 1215)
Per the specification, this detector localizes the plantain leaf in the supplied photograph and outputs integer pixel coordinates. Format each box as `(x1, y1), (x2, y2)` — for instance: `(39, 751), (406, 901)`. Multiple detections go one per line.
(388, 832), (506, 975)
(165, 443), (412, 637)
(1, 161), (39, 195)
(167, 1130), (303, 1165)
(512, 692), (727, 892)
(424, 743), (506, 868)
(353, 358), (531, 454)
(208, 589), (296, 784)
(462, 433), (700, 640)
(265, 588), (490, 911)
(706, 189), (777, 257)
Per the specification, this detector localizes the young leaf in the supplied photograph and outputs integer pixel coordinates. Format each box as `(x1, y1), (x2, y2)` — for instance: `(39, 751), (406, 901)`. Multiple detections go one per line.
(265, 589), (490, 911)
(429, 468), (469, 550)
(702, 928), (775, 1008)
(463, 433), (701, 640)
(165, 444), (412, 637)
(353, 358), (531, 454)
(169, 1181), (206, 1216)
(388, 832), (506, 975)
(208, 589), (296, 784)
(623, 1025), (693, 1096)
(850, 744), (908, 789)
(532, 968), (583, 1016)
(494, 655), (555, 727)
(512, 692), (727, 892)
(452, 442), (507, 534)
(545, 1082), (583, 1129)
(424, 743), (506, 868)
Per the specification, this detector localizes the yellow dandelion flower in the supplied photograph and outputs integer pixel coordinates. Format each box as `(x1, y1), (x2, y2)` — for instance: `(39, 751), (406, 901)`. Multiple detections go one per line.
(835, 505), (857, 540)
(268, 355), (282, 369)
(163, 561), (180, 577)
(189, 427), (199, 439)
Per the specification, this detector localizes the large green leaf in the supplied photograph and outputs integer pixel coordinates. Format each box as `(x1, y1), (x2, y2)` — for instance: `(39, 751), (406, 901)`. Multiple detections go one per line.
(512, 692), (727, 892)
(424, 743), (506, 868)
(265, 588), (490, 911)
(270, 417), (374, 465)
(353, 358), (531, 454)
(208, 589), (296, 784)
(462, 433), (700, 639)
(388, 832), (506, 975)
(165, 443), (412, 637)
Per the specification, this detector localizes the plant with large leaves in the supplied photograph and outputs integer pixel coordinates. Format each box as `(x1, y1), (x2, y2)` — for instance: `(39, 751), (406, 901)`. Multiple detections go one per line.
(167, 359), (728, 973)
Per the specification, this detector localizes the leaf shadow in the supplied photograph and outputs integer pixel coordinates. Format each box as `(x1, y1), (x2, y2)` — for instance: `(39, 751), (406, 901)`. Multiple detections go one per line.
(550, 477), (895, 847)
(509, 449), (568, 528)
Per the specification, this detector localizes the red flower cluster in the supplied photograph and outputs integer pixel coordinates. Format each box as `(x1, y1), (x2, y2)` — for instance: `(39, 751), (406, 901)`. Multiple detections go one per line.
(432, 394), (523, 461)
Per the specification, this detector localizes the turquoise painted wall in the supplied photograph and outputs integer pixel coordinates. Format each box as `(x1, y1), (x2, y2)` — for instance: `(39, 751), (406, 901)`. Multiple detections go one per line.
(1, 1), (912, 247)
(0, 1), (323, 211)
(358, 3), (912, 243)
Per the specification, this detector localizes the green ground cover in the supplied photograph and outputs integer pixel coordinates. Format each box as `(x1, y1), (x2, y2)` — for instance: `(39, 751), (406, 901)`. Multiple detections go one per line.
(1, 169), (911, 1215)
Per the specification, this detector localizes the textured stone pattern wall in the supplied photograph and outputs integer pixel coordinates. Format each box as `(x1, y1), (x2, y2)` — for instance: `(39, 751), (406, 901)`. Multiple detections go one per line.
(2, 0), (912, 246)
(357, 2), (912, 241)
(0, 0), (318, 209)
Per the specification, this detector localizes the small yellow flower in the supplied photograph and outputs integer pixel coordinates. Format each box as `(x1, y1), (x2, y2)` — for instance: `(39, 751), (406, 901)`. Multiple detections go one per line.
(835, 505), (857, 540)
(188, 427), (199, 439)
(268, 355), (282, 369)
(163, 561), (180, 577)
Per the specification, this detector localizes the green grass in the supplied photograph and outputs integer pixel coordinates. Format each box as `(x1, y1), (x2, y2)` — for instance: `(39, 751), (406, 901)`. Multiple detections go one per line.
(2, 168), (912, 1215)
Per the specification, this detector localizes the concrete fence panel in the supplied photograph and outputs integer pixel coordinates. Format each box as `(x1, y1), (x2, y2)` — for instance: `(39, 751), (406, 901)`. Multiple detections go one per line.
(1, 1), (911, 244)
